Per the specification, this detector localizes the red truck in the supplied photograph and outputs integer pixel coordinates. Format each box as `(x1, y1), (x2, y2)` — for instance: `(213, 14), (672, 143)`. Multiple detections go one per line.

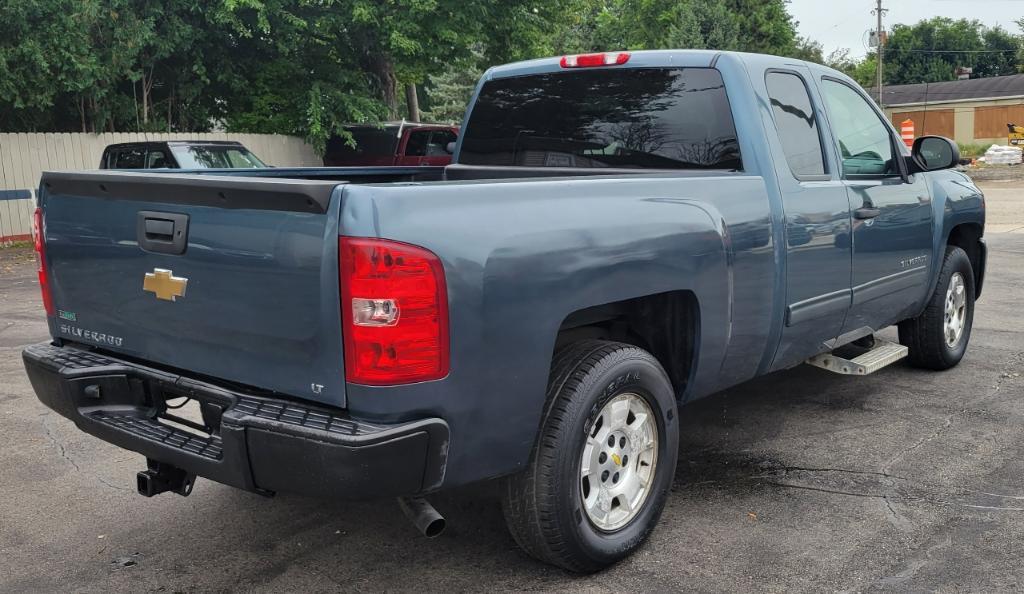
(323, 122), (459, 167)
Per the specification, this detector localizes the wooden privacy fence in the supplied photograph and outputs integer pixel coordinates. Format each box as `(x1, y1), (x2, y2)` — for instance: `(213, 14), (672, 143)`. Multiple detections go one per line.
(0, 132), (321, 244)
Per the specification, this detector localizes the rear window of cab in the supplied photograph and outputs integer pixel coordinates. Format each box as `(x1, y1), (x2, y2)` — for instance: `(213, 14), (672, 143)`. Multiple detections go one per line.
(459, 67), (742, 171)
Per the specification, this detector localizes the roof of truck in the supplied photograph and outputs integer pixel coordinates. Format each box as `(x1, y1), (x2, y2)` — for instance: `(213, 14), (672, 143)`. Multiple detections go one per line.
(485, 49), (826, 80)
(342, 122), (457, 130)
(104, 140), (247, 149)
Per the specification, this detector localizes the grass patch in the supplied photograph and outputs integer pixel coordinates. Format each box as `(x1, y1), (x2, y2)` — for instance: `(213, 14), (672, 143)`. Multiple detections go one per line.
(0, 240), (32, 249)
(957, 142), (989, 158)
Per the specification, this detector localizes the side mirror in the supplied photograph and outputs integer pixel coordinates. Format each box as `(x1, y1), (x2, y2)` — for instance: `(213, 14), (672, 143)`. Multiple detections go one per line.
(445, 141), (456, 154)
(909, 136), (959, 173)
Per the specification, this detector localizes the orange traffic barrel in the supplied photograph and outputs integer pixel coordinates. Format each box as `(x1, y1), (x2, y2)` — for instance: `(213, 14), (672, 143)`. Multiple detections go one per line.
(900, 119), (915, 147)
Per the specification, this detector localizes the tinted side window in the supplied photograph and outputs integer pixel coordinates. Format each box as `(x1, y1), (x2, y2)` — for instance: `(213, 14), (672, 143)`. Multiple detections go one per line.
(428, 130), (457, 155)
(146, 149), (170, 168)
(765, 72), (825, 177)
(225, 149), (265, 168)
(821, 80), (898, 176)
(325, 128), (399, 158)
(113, 148), (145, 169)
(460, 67), (741, 170)
(405, 130), (431, 156)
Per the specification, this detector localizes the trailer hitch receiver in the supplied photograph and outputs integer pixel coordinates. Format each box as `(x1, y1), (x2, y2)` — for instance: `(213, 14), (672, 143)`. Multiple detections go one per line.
(136, 459), (196, 497)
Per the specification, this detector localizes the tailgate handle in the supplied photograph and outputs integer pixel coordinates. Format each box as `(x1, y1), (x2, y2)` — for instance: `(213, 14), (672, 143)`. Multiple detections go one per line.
(137, 211), (189, 255)
(145, 218), (174, 238)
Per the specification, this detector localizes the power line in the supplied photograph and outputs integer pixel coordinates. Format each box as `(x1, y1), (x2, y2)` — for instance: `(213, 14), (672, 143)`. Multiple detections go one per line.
(884, 48), (1021, 54)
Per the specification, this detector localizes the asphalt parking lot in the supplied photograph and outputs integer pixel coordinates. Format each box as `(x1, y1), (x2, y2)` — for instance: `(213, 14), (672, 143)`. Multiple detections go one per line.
(2, 180), (1023, 592)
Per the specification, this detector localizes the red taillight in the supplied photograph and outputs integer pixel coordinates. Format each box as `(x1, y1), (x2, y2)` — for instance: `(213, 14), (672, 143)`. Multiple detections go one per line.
(339, 237), (449, 385)
(32, 207), (54, 316)
(560, 52), (631, 68)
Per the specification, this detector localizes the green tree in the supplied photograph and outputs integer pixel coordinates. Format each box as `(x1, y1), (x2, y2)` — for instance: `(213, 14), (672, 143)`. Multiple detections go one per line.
(977, 26), (1021, 78)
(0, 0), (149, 132)
(791, 36), (824, 64)
(883, 18), (1020, 84)
(1018, 19), (1024, 72)
(420, 57), (483, 123)
(0, 0), (88, 130)
(548, 0), (795, 55)
(217, 0), (568, 151)
(0, 0), (228, 132)
(848, 55), (878, 88)
(0, 0), (855, 142)
(725, 0), (797, 56)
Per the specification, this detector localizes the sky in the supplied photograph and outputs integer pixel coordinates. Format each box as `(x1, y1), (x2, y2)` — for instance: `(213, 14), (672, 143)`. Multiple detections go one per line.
(787, 0), (1024, 57)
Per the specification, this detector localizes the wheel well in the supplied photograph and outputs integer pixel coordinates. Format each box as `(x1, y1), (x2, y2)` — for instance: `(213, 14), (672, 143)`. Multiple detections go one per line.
(554, 291), (698, 397)
(947, 223), (984, 296)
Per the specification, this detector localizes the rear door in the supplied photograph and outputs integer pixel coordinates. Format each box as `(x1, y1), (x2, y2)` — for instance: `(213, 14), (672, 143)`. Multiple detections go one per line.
(40, 172), (347, 407)
(762, 68), (854, 368)
(817, 77), (934, 334)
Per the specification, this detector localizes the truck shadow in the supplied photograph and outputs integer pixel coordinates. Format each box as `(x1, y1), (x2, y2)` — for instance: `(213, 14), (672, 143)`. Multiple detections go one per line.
(189, 362), (914, 584)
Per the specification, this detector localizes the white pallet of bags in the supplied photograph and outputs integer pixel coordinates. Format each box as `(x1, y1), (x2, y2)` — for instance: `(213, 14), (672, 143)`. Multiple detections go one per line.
(982, 144), (1023, 165)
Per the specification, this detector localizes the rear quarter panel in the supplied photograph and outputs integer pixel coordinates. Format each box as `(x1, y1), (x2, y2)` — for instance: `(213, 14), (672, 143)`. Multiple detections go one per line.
(339, 173), (774, 486)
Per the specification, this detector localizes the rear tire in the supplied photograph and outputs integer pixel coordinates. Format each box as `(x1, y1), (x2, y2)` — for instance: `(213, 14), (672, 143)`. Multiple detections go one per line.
(501, 340), (679, 573)
(898, 246), (975, 370)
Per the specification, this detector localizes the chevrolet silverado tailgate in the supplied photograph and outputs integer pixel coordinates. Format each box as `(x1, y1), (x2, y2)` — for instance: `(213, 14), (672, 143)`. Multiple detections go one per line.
(38, 171), (347, 407)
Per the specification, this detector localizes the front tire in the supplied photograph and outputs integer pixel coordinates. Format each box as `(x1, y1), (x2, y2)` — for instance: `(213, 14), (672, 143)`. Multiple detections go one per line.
(501, 340), (679, 572)
(898, 245), (975, 370)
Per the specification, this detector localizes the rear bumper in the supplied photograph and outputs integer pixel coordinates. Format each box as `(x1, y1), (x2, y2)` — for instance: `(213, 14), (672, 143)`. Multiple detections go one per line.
(23, 342), (449, 499)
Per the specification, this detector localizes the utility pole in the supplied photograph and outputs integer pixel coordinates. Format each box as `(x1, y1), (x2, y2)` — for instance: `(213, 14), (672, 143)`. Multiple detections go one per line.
(872, 0), (888, 106)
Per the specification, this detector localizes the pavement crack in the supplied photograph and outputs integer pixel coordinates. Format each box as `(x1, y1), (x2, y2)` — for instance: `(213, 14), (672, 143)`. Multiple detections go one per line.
(764, 480), (884, 500)
(969, 490), (1024, 500)
(766, 479), (1024, 513)
(781, 466), (907, 480)
(97, 477), (132, 493)
(881, 351), (1024, 475)
(881, 414), (957, 475)
(42, 414), (130, 493)
(882, 493), (913, 532)
(42, 414), (81, 472)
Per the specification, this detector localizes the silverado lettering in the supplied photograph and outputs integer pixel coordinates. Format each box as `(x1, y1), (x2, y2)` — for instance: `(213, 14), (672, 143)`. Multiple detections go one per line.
(59, 325), (124, 347)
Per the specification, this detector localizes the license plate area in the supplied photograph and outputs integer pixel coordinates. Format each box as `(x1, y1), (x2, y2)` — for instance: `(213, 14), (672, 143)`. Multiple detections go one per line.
(156, 387), (226, 439)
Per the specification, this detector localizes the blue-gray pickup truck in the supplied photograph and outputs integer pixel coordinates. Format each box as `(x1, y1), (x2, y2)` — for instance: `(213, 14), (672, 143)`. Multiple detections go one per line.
(24, 50), (985, 572)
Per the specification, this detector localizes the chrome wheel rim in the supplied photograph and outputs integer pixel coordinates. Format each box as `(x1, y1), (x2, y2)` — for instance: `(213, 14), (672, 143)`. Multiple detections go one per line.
(579, 392), (659, 532)
(944, 272), (967, 348)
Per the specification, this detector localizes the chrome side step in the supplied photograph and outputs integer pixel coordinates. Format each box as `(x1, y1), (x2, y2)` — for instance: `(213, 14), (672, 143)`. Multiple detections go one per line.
(806, 339), (909, 375)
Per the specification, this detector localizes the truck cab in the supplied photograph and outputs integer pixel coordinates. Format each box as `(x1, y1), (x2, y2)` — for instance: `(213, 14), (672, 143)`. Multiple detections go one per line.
(100, 141), (268, 169)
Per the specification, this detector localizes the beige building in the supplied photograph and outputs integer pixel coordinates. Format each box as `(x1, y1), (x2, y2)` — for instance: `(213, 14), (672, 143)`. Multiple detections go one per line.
(877, 73), (1024, 146)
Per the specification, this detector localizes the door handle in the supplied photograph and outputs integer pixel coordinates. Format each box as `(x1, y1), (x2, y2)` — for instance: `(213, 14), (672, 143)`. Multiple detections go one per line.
(854, 206), (881, 220)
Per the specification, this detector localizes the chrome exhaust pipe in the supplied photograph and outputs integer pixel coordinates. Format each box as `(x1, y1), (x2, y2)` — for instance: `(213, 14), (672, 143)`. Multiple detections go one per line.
(398, 496), (446, 538)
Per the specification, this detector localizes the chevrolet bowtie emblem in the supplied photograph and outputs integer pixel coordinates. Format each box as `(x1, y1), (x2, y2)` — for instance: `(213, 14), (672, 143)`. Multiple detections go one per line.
(143, 268), (188, 301)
